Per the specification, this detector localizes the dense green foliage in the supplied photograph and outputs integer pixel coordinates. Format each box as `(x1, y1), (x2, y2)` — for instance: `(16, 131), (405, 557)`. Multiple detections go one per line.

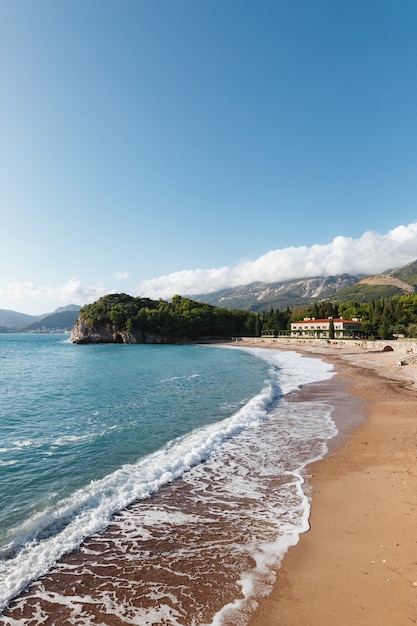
(292, 293), (417, 339)
(79, 294), (260, 339)
(255, 306), (292, 336)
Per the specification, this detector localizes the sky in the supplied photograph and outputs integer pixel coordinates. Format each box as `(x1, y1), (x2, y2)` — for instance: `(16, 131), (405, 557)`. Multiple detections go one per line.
(0, 0), (416, 315)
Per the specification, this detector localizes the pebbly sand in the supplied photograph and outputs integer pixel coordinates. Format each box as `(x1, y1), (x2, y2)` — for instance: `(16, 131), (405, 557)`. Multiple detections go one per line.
(241, 338), (417, 626)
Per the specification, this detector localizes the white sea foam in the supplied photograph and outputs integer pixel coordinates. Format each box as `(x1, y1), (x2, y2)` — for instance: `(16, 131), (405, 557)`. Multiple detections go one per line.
(12, 440), (33, 449)
(52, 434), (92, 446)
(198, 392), (337, 625)
(239, 346), (334, 395)
(0, 379), (274, 609)
(0, 348), (335, 619)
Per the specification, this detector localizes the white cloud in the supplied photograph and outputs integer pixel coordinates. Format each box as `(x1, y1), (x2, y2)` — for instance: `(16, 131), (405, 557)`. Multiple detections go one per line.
(0, 279), (109, 312)
(137, 221), (417, 299)
(2, 222), (417, 315)
(113, 271), (129, 280)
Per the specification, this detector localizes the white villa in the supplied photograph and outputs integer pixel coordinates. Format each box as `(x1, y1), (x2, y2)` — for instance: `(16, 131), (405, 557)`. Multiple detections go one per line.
(290, 317), (363, 339)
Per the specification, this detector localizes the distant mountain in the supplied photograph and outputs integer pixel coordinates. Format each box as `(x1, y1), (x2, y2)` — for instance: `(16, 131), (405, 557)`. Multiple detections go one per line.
(48, 304), (82, 315)
(0, 310), (39, 329)
(333, 260), (417, 303)
(193, 274), (366, 311)
(193, 260), (417, 311)
(388, 259), (417, 285)
(24, 309), (81, 332)
(0, 305), (81, 331)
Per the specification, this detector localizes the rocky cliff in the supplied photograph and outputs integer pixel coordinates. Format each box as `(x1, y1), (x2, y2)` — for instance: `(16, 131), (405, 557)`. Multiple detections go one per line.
(70, 319), (181, 344)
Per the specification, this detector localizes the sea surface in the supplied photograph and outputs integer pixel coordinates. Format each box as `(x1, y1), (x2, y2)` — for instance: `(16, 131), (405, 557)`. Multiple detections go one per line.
(0, 333), (336, 625)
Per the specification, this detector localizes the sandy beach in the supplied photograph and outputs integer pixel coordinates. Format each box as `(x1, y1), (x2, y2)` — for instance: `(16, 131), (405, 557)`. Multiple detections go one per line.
(240, 339), (417, 626)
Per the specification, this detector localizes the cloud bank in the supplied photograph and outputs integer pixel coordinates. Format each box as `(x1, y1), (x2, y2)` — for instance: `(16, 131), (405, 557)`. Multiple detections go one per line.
(2, 222), (416, 315)
(137, 222), (417, 299)
(1, 279), (109, 312)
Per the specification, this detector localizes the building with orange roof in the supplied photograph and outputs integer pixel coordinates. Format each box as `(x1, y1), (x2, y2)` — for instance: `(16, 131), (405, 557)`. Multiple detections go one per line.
(290, 317), (363, 339)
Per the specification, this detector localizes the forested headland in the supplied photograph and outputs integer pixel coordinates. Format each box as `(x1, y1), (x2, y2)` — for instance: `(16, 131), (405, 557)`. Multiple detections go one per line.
(73, 291), (417, 343)
(73, 294), (261, 342)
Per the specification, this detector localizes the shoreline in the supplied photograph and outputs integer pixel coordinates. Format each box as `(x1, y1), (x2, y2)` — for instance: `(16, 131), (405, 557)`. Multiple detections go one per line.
(0, 344), (342, 624)
(236, 338), (417, 626)
(1, 339), (416, 624)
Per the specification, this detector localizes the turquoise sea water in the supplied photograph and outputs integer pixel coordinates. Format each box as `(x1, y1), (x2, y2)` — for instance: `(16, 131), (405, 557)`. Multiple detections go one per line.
(0, 334), (336, 624)
(0, 335), (268, 542)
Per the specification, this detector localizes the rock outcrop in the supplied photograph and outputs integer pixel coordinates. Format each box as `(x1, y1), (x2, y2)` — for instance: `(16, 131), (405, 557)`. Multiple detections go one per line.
(70, 320), (180, 344)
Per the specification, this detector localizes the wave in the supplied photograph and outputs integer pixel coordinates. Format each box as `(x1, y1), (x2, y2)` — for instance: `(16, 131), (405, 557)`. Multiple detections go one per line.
(0, 348), (334, 614)
(0, 379), (275, 611)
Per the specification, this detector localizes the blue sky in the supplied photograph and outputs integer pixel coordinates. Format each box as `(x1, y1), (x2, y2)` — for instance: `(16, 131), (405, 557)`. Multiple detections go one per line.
(1, 0), (417, 314)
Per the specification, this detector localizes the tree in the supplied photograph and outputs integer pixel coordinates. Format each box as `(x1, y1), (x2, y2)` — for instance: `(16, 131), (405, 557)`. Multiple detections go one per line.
(406, 323), (417, 338)
(255, 315), (261, 337)
(328, 317), (335, 339)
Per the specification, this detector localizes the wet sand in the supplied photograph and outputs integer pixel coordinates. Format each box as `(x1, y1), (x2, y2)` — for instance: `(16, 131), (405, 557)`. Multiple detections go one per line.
(243, 339), (417, 626)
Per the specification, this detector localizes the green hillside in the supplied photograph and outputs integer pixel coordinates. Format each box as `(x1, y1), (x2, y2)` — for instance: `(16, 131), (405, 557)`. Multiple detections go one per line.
(24, 310), (80, 332)
(0, 310), (37, 329)
(389, 259), (417, 285)
(332, 283), (405, 303)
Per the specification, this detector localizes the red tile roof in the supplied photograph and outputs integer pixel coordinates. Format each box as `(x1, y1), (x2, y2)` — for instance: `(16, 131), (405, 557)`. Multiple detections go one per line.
(292, 318), (362, 325)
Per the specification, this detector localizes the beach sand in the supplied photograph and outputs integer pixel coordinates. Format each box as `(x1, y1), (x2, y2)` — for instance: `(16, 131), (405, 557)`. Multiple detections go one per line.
(240, 339), (417, 626)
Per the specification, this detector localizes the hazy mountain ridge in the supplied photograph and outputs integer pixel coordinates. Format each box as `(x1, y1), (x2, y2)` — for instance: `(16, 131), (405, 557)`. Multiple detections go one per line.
(0, 305), (81, 331)
(0, 309), (40, 328)
(24, 309), (81, 332)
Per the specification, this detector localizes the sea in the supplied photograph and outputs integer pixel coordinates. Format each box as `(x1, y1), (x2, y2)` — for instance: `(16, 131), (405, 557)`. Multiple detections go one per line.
(0, 333), (337, 625)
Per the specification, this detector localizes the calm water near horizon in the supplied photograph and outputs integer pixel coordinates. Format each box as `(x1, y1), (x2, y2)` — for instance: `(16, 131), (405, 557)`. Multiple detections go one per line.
(0, 333), (336, 624)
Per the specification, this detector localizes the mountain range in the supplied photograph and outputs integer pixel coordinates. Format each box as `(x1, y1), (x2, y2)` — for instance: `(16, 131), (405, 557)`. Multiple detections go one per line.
(193, 259), (417, 311)
(0, 305), (81, 332)
(2, 260), (417, 331)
